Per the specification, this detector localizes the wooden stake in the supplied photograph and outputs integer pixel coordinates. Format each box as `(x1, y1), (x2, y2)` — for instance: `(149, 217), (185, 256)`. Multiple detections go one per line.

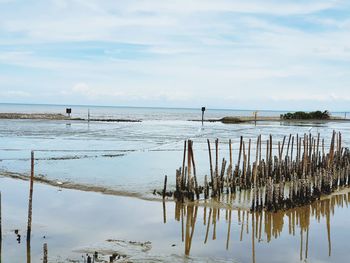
(27, 150), (35, 241)
(181, 141), (187, 189)
(189, 141), (199, 199)
(163, 175), (167, 199)
(187, 140), (192, 190)
(207, 139), (214, 187)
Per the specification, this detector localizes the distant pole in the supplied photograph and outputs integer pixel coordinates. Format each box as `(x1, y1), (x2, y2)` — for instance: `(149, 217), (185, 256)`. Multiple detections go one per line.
(88, 109), (90, 122)
(27, 151), (35, 241)
(201, 107), (206, 126)
(254, 111), (258, 126)
(345, 112), (347, 119)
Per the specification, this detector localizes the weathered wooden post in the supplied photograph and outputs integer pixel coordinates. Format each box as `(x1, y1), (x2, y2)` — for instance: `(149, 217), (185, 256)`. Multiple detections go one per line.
(163, 175), (167, 199)
(207, 139), (214, 193)
(181, 141), (187, 190)
(27, 151), (35, 241)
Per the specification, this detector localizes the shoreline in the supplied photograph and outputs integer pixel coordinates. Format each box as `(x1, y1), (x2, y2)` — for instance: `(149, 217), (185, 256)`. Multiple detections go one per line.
(0, 112), (141, 122)
(1, 112), (349, 123)
(2, 169), (349, 212)
(190, 116), (350, 123)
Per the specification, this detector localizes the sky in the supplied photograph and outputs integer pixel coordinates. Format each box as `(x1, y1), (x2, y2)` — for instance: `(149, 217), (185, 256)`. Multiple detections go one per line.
(0, 0), (350, 111)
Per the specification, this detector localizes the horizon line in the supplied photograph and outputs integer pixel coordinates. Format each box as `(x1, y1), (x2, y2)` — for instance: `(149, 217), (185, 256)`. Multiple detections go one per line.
(0, 102), (348, 113)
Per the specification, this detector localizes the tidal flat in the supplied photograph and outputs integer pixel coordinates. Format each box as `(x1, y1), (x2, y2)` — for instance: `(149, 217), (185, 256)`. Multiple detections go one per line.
(1, 106), (350, 262)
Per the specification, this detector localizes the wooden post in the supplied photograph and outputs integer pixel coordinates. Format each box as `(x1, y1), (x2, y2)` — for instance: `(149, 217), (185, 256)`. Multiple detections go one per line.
(207, 139), (214, 186)
(242, 141), (246, 188)
(189, 141), (199, 199)
(181, 141), (187, 189)
(238, 136), (243, 170)
(229, 139), (233, 192)
(254, 111), (257, 126)
(187, 140), (192, 190)
(43, 243), (48, 263)
(27, 151), (35, 241)
(214, 139), (219, 195)
(247, 139), (251, 175)
(163, 175), (167, 199)
(229, 139), (232, 168)
(215, 139), (219, 180)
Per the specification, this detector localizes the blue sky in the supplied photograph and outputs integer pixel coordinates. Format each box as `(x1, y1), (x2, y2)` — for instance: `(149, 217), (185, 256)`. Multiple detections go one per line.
(0, 0), (350, 110)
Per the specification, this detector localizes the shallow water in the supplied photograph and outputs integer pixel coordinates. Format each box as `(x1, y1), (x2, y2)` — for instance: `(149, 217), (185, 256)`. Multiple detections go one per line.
(1, 116), (350, 198)
(1, 104), (350, 262)
(0, 177), (349, 262)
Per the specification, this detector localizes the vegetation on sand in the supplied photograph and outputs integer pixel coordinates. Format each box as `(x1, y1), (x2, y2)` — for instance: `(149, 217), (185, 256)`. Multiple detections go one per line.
(281, 110), (330, 120)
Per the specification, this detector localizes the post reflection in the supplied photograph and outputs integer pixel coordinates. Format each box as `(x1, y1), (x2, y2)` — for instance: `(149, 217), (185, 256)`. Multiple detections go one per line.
(165, 192), (350, 261)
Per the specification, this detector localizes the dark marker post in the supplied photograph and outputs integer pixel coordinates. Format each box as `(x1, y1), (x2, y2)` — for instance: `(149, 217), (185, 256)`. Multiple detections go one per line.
(201, 107), (206, 125)
(66, 108), (72, 118)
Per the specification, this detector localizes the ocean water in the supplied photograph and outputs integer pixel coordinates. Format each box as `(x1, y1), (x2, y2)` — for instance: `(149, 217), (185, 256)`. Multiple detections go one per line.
(0, 103), (348, 120)
(1, 103), (350, 197)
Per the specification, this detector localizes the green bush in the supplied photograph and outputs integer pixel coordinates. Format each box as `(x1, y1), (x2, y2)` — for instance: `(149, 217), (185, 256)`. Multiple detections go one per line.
(280, 110), (330, 120)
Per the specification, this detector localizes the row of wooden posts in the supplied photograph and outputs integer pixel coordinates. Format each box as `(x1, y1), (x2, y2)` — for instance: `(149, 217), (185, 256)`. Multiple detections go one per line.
(162, 131), (350, 212)
(0, 151), (48, 263)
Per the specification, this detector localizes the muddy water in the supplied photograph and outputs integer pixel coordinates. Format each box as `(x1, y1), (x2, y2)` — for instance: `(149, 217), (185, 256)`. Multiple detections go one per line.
(0, 177), (349, 263)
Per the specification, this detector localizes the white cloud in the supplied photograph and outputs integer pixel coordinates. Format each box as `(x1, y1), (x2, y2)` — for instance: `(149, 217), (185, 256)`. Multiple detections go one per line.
(0, 90), (31, 97)
(0, 0), (350, 109)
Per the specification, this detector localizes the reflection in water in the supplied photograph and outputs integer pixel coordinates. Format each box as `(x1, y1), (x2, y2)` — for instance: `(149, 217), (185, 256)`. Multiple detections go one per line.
(168, 192), (350, 261)
(26, 240), (31, 263)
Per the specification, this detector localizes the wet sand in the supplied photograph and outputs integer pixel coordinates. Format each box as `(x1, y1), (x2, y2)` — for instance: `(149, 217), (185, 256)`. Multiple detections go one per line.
(1, 176), (350, 263)
(2, 112), (348, 124)
(0, 113), (141, 122)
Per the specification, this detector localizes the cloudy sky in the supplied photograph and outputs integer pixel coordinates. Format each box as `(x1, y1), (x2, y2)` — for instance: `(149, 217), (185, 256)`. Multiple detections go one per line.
(0, 0), (349, 110)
